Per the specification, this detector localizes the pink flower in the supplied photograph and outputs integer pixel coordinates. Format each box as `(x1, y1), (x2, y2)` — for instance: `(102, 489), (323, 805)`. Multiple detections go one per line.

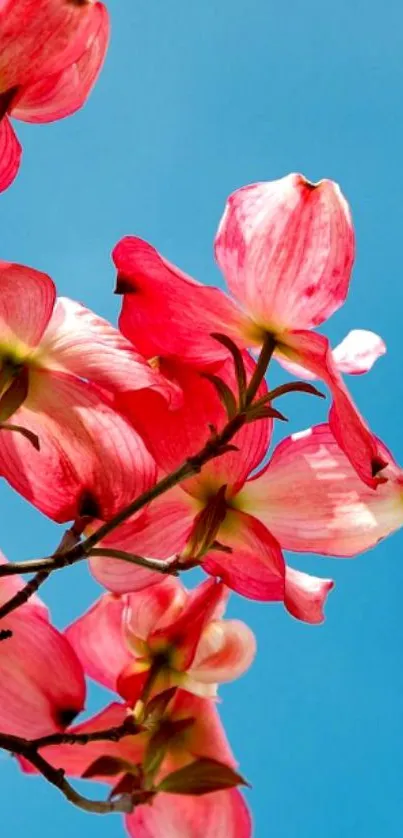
(0, 0), (109, 191)
(66, 577), (256, 701)
(21, 689), (251, 838)
(0, 261), (179, 522)
(91, 422), (403, 620)
(0, 552), (85, 737)
(114, 173), (386, 487)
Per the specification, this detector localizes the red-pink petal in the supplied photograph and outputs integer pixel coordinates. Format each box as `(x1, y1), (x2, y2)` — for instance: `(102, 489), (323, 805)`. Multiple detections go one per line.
(240, 423), (403, 556)
(285, 567), (334, 624)
(0, 116), (21, 191)
(20, 702), (146, 777)
(125, 578), (188, 642)
(39, 297), (180, 405)
(280, 329), (387, 487)
(189, 618), (256, 684)
(0, 0), (107, 90)
(0, 602), (85, 738)
(114, 236), (251, 367)
(202, 510), (285, 601)
(0, 261), (55, 347)
(127, 789), (251, 838)
(277, 328), (386, 381)
(65, 594), (132, 693)
(11, 6), (109, 123)
(89, 490), (194, 593)
(170, 690), (236, 766)
(215, 173), (354, 332)
(0, 369), (156, 523)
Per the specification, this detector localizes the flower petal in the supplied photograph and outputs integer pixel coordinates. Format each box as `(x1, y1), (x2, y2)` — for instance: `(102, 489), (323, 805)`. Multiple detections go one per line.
(126, 788), (251, 838)
(215, 174), (354, 333)
(279, 329), (387, 487)
(285, 567), (334, 624)
(0, 116), (21, 192)
(331, 329), (386, 375)
(189, 618), (256, 684)
(114, 236), (251, 367)
(202, 510), (285, 602)
(0, 261), (55, 348)
(0, 605), (85, 737)
(11, 6), (109, 123)
(20, 702), (146, 778)
(241, 423), (403, 556)
(65, 594), (131, 693)
(0, 369), (156, 522)
(0, 0), (107, 90)
(125, 578), (188, 642)
(39, 297), (180, 404)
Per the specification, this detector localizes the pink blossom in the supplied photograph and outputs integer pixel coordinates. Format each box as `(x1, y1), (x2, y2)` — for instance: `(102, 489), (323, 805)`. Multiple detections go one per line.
(0, 552), (85, 737)
(66, 577), (256, 700)
(0, 261), (175, 522)
(0, 0), (109, 191)
(114, 173), (386, 487)
(21, 689), (251, 838)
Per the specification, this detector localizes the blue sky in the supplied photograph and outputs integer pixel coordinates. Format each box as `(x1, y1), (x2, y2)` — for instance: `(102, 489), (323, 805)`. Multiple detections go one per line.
(1, 0), (403, 835)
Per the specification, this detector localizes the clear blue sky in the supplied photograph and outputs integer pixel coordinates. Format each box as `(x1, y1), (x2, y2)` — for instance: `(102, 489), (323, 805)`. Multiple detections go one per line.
(1, 1), (403, 835)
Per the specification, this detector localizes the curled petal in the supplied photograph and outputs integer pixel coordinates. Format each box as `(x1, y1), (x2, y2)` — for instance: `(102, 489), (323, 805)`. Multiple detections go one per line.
(279, 329), (387, 488)
(125, 578), (187, 642)
(126, 788), (251, 838)
(0, 116), (21, 192)
(20, 702), (145, 777)
(114, 236), (251, 366)
(189, 618), (256, 684)
(276, 328), (386, 380)
(12, 7), (109, 123)
(0, 605), (85, 738)
(0, 261), (55, 348)
(215, 173), (354, 332)
(202, 510), (285, 602)
(284, 567), (334, 624)
(0, 369), (156, 522)
(241, 423), (403, 556)
(0, 0), (107, 90)
(65, 595), (131, 693)
(39, 298), (180, 404)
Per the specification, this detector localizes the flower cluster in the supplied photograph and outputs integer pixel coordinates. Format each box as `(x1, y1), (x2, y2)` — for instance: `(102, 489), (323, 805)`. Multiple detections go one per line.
(0, 3), (401, 837)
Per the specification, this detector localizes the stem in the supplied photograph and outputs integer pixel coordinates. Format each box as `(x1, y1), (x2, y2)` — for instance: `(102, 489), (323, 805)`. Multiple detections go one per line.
(89, 549), (179, 575)
(245, 333), (276, 406)
(0, 570), (50, 621)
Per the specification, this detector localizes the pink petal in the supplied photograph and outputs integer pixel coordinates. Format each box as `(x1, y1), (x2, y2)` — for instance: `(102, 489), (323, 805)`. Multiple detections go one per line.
(170, 690), (236, 766)
(215, 173), (354, 332)
(0, 0), (108, 90)
(0, 369), (156, 522)
(284, 567), (334, 624)
(0, 604), (85, 738)
(20, 702), (146, 777)
(0, 261), (55, 347)
(241, 423), (403, 556)
(331, 329), (386, 375)
(189, 618), (256, 684)
(89, 489), (194, 593)
(202, 510), (285, 601)
(279, 329), (387, 488)
(151, 579), (225, 671)
(114, 236), (251, 367)
(127, 789), (251, 838)
(11, 6), (109, 123)
(65, 595), (132, 693)
(125, 578), (188, 642)
(39, 297), (180, 405)
(0, 116), (21, 191)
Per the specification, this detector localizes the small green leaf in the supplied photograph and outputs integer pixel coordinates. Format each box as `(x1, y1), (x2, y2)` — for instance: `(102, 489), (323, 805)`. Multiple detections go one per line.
(0, 367), (29, 421)
(0, 423), (40, 450)
(246, 406), (288, 423)
(158, 757), (249, 796)
(143, 718), (195, 780)
(82, 755), (135, 779)
(144, 687), (178, 724)
(211, 333), (247, 406)
(109, 772), (142, 799)
(203, 373), (238, 420)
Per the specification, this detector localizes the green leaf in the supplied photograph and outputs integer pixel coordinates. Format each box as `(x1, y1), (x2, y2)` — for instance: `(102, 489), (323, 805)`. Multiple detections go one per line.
(0, 367), (29, 421)
(0, 423), (40, 450)
(82, 755), (135, 779)
(144, 687), (178, 724)
(143, 718), (195, 780)
(158, 757), (249, 796)
(246, 406), (288, 423)
(109, 772), (142, 799)
(203, 373), (237, 420)
(211, 333), (247, 406)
